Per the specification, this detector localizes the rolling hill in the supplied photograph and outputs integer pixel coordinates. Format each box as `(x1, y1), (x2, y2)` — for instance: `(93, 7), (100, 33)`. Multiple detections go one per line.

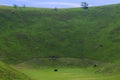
(0, 4), (120, 64)
(0, 4), (120, 63)
(0, 4), (120, 80)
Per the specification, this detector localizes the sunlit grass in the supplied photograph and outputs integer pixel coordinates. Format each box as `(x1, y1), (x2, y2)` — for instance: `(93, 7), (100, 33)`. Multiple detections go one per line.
(19, 67), (120, 80)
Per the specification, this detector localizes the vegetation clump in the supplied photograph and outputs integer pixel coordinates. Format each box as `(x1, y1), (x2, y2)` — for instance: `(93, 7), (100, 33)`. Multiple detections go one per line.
(54, 69), (58, 72)
(0, 62), (31, 80)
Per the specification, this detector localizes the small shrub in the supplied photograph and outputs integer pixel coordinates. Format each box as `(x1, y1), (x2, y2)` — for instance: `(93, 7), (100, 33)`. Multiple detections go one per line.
(49, 56), (59, 61)
(93, 64), (97, 67)
(99, 44), (103, 47)
(54, 69), (58, 72)
(11, 11), (15, 14)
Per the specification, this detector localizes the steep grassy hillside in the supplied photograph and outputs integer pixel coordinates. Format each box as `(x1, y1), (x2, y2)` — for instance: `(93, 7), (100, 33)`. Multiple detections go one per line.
(0, 4), (120, 63)
(0, 61), (31, 80)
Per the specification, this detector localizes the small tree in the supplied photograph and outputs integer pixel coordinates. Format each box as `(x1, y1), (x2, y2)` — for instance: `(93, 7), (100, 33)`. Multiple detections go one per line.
(23, 4), (26, 8)
(54, 7), (58, 11)
(13, 4), (17, 8)
(81, 2), (88, 9)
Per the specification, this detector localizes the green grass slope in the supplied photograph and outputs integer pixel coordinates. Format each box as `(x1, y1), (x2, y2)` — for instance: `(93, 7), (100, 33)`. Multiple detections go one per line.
(0, 61), (31, 80)
(0, 4), (120, 63)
